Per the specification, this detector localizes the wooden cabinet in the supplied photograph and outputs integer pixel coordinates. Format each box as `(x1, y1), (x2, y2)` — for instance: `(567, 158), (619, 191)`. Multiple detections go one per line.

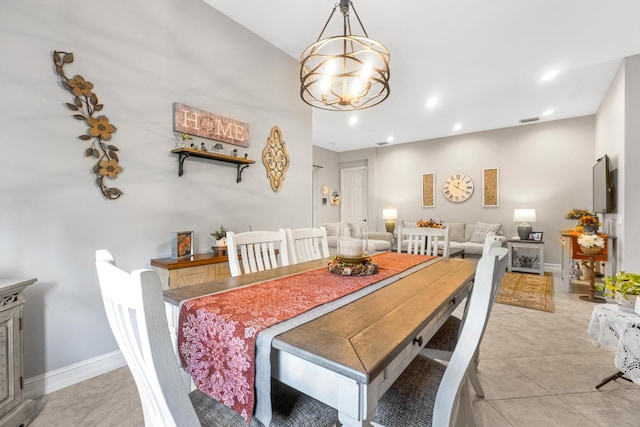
(0, 278), (36, 427)
(151, 253), (231, 289)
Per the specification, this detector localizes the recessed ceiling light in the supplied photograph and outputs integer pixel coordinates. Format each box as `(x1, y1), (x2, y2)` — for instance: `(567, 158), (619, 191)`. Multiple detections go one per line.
(387, 136), (394, 143)
(349, 116), (358, 125)
(542, 109), (553, 116)
(426, 97), (438, 108)
(453, 123), (462, 131)
(541, 70), (557, 81)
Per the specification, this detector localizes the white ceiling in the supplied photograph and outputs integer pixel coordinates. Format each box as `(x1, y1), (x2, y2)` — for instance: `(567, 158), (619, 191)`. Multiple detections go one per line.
(203, 0), (640, 152)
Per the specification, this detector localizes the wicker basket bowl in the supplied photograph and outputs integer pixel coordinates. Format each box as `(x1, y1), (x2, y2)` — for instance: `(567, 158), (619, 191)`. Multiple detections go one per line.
(580, 245), (602, 255)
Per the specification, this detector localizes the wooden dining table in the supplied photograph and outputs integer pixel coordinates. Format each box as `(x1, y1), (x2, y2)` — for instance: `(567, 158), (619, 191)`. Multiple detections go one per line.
(163, 254), (476, 426)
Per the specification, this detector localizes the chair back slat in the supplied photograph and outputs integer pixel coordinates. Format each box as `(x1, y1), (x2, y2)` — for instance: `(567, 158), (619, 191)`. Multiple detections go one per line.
(398, 226), (451, 257)
(227, 230), (289, 277)
(284, 227), (330, 264)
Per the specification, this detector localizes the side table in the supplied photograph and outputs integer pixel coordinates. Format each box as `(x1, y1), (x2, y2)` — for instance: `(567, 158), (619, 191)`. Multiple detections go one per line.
(507, 239), (544, 275)
(587, 304), (640, 388)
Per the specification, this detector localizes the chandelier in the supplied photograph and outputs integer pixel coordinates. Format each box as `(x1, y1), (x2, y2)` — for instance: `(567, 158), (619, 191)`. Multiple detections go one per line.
(300, 0), (390, 111)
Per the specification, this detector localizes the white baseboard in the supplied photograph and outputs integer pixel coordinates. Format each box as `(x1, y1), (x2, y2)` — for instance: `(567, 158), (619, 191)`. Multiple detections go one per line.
(24, 350), (126, 400)
(544, 263), (561, 273)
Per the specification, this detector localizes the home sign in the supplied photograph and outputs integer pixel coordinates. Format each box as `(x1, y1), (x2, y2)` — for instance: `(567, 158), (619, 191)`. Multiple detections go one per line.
(173, 102), (249, 147)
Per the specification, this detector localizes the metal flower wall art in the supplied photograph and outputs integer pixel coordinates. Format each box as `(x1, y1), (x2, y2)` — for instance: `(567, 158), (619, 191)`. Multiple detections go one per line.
(53, 51), (123, 200)
(262, 126), (289, 192)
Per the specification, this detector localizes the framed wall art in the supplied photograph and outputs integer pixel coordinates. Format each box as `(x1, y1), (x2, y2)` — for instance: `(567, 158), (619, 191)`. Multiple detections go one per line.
(483, 168), (499, 207)
(171, 231), (194, 259)
(422, 173), (435, 207)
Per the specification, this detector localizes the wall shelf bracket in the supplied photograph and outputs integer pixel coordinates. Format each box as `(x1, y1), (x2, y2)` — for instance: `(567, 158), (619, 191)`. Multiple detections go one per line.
(172, 148), (255, 183)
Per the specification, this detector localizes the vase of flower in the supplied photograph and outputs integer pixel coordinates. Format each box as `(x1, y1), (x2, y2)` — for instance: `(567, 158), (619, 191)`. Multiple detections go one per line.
(577, 233), (604, 255)
(565, 209), (600, 234)
(210, 225), (228, 255)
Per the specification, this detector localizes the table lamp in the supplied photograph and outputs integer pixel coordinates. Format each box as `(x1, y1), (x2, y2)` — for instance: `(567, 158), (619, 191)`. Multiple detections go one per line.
(513, 208), (536, 240)
(383, 208), (398, 233)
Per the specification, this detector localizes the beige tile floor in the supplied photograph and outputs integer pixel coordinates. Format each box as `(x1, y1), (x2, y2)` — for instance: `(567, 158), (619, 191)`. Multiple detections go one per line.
(30, 272), (640, 426)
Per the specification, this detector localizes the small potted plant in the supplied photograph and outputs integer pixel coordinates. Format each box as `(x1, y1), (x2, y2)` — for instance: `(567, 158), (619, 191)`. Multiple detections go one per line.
(597, 271), (640, 311)
(210, 225), (228, 255)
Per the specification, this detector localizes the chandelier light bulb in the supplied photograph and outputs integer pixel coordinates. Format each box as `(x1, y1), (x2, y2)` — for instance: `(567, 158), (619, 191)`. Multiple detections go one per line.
(351, 78), (363, 96)
(326, 59), (337, 75)
(361, 62), (373, 79)
(320, 75), (332, 93)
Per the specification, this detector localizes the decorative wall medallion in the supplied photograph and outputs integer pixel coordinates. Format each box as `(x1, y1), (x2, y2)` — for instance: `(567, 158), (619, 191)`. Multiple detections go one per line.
(262, 126), (289, 192)
(53, 51), (123, 200)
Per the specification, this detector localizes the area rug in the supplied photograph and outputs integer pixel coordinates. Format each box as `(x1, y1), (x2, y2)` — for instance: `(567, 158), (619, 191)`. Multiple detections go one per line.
(496, 272), (555, 313)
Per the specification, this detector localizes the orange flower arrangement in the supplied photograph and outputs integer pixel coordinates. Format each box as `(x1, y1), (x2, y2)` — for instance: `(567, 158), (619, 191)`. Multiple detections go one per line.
(417, 218), (443, 228)
(566, 208), (600, 233)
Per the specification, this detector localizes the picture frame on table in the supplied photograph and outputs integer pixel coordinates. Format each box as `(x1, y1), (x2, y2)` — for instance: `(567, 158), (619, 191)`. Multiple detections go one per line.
(529, 231), (543, 241)
(171, 231), (194, 259)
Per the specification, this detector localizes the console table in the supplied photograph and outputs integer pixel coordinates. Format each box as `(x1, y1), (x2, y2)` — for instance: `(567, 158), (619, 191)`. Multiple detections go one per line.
(151, 253), (231, 289)
(0, 278), (37, 427)
(559, 230), (617, 292)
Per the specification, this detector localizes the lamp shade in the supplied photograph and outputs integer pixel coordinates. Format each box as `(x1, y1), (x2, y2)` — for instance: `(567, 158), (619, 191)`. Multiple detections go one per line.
(382, 209), (398, 220)
(513, 209), (536, 223)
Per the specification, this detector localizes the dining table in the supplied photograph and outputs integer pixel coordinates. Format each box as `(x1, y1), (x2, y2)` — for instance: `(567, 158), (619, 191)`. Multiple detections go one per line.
(163, 252), (476, 426)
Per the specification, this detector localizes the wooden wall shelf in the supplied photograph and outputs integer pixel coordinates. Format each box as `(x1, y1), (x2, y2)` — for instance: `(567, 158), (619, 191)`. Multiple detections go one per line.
(171, 148), (255, 183)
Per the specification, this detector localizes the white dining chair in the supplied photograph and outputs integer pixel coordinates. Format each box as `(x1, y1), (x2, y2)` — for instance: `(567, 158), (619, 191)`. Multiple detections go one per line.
(397, 225), (451, 257)
(226, 230), (289, 277)
(283, 227), (330, 264)
(373, 238), (505, 426)
(95, 249), (338, 427)
(420, 232), (507, 398)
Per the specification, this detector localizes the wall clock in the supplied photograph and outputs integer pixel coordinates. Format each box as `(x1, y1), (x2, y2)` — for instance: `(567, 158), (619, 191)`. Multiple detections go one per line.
(443, 173), (474, 202)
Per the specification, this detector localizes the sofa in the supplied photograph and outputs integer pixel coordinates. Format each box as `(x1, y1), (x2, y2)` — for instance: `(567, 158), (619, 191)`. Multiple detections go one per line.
(400, 221), (506, 257)
(323, 222), (393, 255)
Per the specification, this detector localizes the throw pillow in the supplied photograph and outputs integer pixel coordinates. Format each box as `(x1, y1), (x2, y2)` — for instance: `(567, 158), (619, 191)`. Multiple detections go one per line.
(470, 222), (502, 243)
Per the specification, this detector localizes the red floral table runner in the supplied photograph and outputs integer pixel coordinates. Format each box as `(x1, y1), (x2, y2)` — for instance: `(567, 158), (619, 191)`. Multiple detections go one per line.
(178, 252), (433, 422)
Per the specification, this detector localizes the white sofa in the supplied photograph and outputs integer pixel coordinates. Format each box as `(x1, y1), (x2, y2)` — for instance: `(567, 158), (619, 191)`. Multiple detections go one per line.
(400, 221), (506, 257)
(323, 222), (393, 255)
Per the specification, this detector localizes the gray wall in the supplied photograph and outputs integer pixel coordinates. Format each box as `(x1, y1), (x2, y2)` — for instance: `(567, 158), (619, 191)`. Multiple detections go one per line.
(596, 54), (640, 272)
(320, 116), (596, 265)
(1, 0), (312, 382)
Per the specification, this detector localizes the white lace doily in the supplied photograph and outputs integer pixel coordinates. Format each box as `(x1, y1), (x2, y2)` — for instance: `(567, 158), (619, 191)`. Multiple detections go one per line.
(588, 303), (640, 384)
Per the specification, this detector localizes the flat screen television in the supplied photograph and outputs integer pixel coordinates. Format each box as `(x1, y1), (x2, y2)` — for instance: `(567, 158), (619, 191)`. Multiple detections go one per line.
(593, 155), (614, 213)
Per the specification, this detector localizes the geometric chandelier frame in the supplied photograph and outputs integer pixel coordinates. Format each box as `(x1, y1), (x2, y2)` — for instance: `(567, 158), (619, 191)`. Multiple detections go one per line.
(300, 0), (390, 111)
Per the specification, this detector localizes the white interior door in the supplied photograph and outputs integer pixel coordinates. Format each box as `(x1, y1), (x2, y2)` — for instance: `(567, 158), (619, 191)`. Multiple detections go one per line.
(340, 166), (368, 225)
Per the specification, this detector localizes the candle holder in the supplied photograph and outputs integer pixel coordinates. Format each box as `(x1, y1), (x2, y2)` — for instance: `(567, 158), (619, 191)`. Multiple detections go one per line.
(337, 225), (369, 263)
